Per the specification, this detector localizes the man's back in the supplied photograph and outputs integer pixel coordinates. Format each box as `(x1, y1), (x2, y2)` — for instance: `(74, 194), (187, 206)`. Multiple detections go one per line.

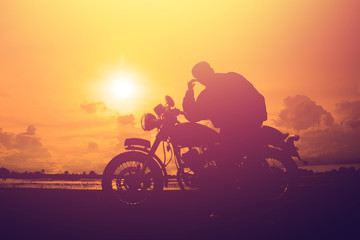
(183, 72), (267, 129)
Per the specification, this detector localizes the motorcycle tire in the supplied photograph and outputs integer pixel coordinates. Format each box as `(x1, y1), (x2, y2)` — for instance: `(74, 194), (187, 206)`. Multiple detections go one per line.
(260, 153), (298, 200)
(233, 149), (298, 201)
(102, 152), (163, 205)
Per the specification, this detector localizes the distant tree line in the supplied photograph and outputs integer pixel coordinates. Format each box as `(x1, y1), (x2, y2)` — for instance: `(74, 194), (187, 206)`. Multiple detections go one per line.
(1, 166), (360, 182)
(0, 167), (101, 180)
(298, 166), (360, 176)
(298, 167), (360, 185)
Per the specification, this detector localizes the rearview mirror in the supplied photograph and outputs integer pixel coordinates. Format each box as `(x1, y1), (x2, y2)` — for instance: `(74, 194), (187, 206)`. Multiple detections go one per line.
(154, 104), (165, 116)
(165, 95), (175, 107)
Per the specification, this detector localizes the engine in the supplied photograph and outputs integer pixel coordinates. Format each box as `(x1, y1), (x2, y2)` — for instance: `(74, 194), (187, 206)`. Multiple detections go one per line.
(181, 148), (205, 172)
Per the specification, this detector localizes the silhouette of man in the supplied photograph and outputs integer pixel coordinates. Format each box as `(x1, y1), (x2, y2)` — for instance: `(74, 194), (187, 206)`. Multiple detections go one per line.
(183, 62), (267, 217)
(183, 61), (267, 153)
(183, 61), (267, 216)
(183, 62), (267, 216)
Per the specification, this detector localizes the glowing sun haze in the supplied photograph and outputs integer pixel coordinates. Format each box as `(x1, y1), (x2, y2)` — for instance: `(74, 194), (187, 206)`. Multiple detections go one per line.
(0, 0), (359, 173)
(95, 69), (143, 113)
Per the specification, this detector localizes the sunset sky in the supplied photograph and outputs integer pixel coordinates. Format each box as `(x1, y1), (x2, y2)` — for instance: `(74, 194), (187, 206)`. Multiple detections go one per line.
(1, 1), (360, 173)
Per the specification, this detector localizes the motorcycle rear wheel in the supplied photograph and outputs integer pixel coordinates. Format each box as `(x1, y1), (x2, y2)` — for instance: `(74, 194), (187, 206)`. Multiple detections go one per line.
(102, 152), (163, 205)
(234, 152), (298, 200)
(261, 155), (298, 200)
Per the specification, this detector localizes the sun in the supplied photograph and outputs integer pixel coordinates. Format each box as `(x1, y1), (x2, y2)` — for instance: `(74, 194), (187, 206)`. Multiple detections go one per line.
(108, 77), (135, 99)
(96, 70), (143, 113)
(103, 72), (138, 101)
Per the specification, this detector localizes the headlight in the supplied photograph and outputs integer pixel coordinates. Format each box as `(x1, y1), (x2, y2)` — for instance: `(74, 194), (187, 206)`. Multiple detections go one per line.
(141, 113), (160, 131)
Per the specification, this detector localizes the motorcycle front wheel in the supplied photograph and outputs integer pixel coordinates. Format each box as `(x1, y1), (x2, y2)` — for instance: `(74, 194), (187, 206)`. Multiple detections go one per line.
(102, 152), (163, 205)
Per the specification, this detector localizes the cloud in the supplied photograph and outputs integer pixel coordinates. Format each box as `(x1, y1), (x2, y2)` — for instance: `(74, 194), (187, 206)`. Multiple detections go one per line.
(43, 112), (149, 173)
(87, 141), (99, 152)
(116, 114), (152, 150)
(335, 100), (360, 129)
(0, 125), (50, 159)
(274, 96), (360, 164)
(0, 125), (52, 171)
(0, 128), (14, 149)
(0, 115), (160, 174)
(52, 116), (151, 174)
(14, 125), (43, 150)
(274, 95), (334, 131)
(81, 101), (107, 114)
(117, 114), (135, 126)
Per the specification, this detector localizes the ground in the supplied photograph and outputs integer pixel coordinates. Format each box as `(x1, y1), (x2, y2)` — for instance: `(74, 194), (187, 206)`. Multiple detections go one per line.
(1, 183), (359, 240)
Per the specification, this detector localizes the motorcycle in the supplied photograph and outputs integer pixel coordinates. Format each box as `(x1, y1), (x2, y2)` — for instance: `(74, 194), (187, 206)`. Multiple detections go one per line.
(102, 96), (305, 205)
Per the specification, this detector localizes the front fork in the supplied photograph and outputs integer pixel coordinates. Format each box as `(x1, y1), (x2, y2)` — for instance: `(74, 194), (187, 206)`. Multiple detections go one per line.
(173, 146), (187, 190)
(139, 135), (163, 175)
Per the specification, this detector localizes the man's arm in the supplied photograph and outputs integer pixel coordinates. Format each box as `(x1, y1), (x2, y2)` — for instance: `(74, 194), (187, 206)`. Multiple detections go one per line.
(182, 80), (206, 122)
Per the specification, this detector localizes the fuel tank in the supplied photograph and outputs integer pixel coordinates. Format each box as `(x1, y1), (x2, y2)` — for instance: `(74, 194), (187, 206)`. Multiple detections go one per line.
(169, 122), (220, 147)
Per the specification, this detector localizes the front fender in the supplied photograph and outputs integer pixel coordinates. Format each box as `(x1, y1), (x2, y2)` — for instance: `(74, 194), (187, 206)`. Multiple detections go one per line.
(103, 150), (168, 188)
(263, 146), (298, 171)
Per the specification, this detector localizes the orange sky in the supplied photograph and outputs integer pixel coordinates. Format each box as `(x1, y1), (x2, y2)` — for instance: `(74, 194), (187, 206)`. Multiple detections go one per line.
(1, 1), (360, 173)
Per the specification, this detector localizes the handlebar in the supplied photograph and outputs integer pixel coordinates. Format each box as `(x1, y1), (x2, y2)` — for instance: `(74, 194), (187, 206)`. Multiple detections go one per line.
(170, 108), (184, 116)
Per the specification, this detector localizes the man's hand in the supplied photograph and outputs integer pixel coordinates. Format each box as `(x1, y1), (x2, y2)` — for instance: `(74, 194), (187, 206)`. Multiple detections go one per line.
(187, 79), (197, 91)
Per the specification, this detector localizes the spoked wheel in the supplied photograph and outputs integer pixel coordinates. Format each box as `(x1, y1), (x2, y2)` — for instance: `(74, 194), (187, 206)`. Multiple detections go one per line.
(233, 152), (298, 200)
(102, 152), (163, 205)
(261, 157), (297, 200)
